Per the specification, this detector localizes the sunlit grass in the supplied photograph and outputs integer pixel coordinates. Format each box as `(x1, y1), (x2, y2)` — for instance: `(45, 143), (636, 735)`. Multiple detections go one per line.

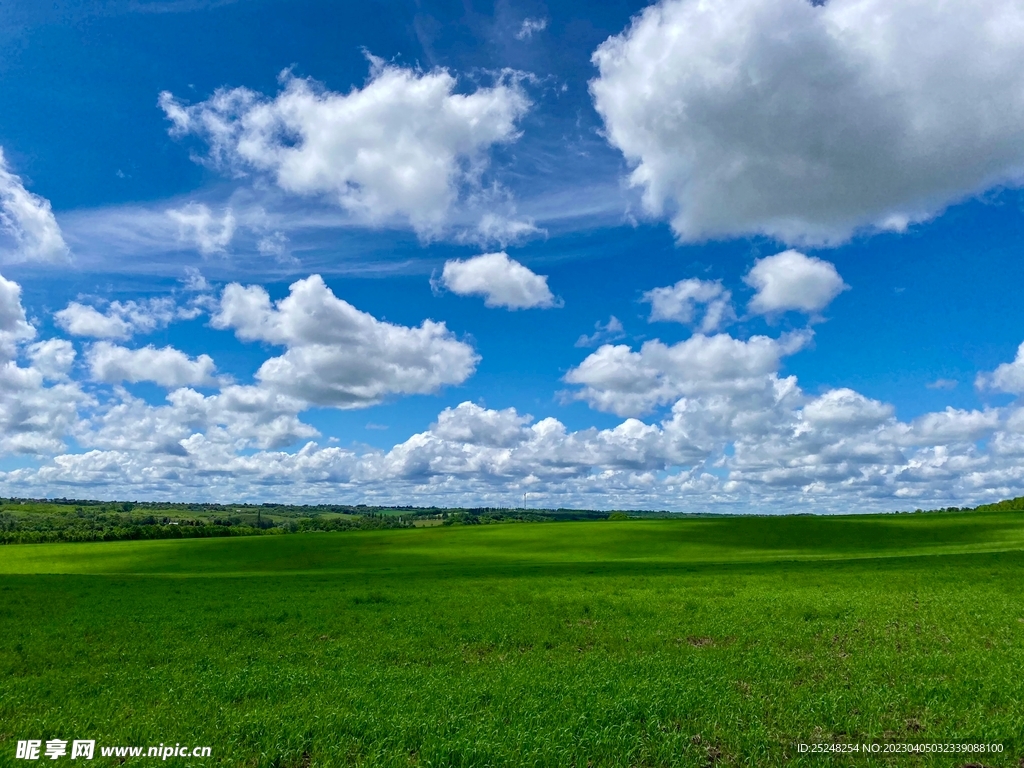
(2, 512), (1023, 766)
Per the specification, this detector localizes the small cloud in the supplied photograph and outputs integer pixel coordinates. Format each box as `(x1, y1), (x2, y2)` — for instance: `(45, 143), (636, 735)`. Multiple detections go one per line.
(27, 338), (76, 380)
(642, 278), (734, 333)
(440, 251), (559, 310)
(365, 422), (389, 430)
(576, 316), (626, 348)
(182, 266), (209, 292)
(744, 250), (848, 316)
(926, 378), (958, 390)
(167, 203), (235, 255)
(471, 213), (543, 248)
(515, 17), (548, 40)
(257, 231), (296, 264)
(55, 296), (197, 340)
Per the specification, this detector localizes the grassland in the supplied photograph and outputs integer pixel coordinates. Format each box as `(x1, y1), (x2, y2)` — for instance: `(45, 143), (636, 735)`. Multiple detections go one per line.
(2, 511), (1024, 766)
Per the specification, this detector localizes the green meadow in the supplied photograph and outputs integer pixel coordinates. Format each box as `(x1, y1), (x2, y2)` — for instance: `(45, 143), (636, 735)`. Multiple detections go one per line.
(2, 511), (1024, 766)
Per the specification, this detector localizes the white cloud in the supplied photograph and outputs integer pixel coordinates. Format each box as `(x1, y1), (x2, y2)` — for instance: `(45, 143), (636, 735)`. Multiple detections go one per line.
(1, 372), (1023, 510)
(256, 230), (290, 261)
(77, 385), (317, 456)
(0, 270), (36, 358)
(590, 0), (1024, 244)
(927, 378), (958, 391)
(431, 401), (534, 448)
(903, 407), (1000, 446)
(0, 147), (69, 263)
(159, 59), (530, 237)
(212, 274), (479, 408)
(54, 297), (199, 340)
(801, 388), (894, 432)
(182, 266), (210, 291)
(0, 361), (86, 456)
(440, 251), (558, 309)
(167, 203), (235, 254)
(576, 316), (626, 348)
(87, 342), (218, 388)
(13, 278), (1024, 509)
(515, 17), (548, 40)
(54, 303), (132, 339)
(471, 213), (542, 248)
(977, 342), (1024, 395)
(0, 274), (86, 455)
(27, 339), (76, 380)
(744, 250), (848, 315)
(369, 401), (686, 484)
(643, 278), (734, 332)
(565, 330), (810, 417)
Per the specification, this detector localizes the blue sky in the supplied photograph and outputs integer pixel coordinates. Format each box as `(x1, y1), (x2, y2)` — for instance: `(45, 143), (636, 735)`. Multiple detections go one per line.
(2, 0), (1024, 511)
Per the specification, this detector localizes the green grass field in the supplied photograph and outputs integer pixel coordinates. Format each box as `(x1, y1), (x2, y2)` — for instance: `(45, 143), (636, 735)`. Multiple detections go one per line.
(2, 511), (1024, 766)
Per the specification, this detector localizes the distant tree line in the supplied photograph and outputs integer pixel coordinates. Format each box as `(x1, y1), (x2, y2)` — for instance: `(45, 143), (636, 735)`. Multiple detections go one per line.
(0, 497), (424, 517)
(2, 494), (1020, 545)
(0, 505), (416, 545)
(441, 508), (612, 525)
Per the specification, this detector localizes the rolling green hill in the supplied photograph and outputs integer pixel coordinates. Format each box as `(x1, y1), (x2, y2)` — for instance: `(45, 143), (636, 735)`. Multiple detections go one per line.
(2, 511), (1023, 766)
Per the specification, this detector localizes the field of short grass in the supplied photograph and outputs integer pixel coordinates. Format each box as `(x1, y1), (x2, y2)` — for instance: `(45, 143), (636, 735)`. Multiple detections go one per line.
(2, 512), (1023, 766)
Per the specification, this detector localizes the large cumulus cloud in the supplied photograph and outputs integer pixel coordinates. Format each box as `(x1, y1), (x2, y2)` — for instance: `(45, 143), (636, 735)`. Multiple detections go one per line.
(212, 274), (479, 408)
(160, 58), (531, 239)
(590, 0), (1024, 244)
(0, 148), (69, 263)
